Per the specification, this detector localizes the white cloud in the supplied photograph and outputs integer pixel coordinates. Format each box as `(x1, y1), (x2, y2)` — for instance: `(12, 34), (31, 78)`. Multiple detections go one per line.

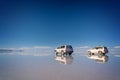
(0, 46), (52, 50)
(0, 46), (53, 56)
(18, 47), (32, 50)
(0, 48), (16, 50)
(114, 46), (120, 48)
(33, 46), (52, 49)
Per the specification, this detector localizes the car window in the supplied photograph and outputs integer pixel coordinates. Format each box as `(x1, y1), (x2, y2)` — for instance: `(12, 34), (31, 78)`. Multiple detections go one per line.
(96, 47), (98, 49)
(94, 47), (102, 49)
(67, 46), (72, 49)
(61, 46), (65, 48)
(98, 47), (103, 49)
(95, 47), (102, 49)
(57, 47), (60, 49)
(104, 47), (107, 49)
(94, 47), (98, 49)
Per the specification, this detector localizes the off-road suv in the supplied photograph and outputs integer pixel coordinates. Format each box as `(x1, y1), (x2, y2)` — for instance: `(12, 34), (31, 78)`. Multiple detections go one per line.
(87, 54), (109, 63)
(55, 54), (73, 65)
(88, 46), (108, 55)
(54, 45), (73, 55)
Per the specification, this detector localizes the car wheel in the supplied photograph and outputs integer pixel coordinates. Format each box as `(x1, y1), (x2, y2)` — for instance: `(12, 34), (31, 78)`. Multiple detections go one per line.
(98, 54), (103, 58)
(88, 51), (92, 56)
(55, 52), (58, 55)
(103, 53), (105, 55)
(92, 53), (94, 55)
(61, 50), (64, 54)
(63, 53), (67, 56)
(98, 51), (102, 54)
(69, 53), (72, 55)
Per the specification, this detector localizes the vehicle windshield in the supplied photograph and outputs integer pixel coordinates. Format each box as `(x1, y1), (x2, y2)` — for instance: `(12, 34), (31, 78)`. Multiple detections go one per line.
(61, 46), (65, 48)
(104, 47), (108, 49)
(67, 45), (72, 49)
(94, 47), (103, 49)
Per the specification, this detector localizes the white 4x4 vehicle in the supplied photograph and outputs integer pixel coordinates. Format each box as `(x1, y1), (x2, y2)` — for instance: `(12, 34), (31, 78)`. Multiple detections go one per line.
(54, 45), (73, 55)
(88, 46), (108, 55)
(55, 54), (73, 65)
(87, 54), (109, 63)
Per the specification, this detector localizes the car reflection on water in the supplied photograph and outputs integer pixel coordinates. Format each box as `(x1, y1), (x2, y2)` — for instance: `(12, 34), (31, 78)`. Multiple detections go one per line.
(87, 54), (109, 64)
(54, 53), (73, 65)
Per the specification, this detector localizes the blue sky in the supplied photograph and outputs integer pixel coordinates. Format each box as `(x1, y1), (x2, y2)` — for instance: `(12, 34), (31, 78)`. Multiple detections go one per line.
(0, 0), (120, 48)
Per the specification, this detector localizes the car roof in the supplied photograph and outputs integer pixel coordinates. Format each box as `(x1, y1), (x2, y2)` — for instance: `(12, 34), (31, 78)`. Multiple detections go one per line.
(95, 46), (107, 48)
(60, 45), (72, 46)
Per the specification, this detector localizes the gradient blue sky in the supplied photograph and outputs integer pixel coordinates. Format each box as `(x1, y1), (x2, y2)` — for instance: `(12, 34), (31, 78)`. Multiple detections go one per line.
(0, 0), (120, 48)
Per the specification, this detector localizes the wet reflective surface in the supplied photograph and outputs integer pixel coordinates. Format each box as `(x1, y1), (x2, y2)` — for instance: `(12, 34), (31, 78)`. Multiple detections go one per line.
(87, 54), (109, 63)
(0, 53), (120, 80)
(55, 54), (73, 65)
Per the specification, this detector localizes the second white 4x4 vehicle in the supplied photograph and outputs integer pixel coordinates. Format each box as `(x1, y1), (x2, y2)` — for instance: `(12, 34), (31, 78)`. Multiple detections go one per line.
(88, 46), (108, 55)
(54, 45), (73, 55)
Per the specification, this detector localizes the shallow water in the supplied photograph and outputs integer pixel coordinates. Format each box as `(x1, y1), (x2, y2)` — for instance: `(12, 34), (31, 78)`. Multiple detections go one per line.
(0, 53), (120, 80)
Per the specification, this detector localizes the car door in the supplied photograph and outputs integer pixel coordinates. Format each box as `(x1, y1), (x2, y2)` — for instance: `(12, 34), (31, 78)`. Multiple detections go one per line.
(93, 47), (98, 53)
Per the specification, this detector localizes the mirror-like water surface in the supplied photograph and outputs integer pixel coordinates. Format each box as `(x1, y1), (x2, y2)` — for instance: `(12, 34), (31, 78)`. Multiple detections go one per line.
(0, 53), (120, 80)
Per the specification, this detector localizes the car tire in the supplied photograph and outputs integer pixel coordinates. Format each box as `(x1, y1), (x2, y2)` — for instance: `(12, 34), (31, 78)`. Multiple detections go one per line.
(69, 53), (72, 55)
(103, 53), (105, 55)
(63, 53), (67, 56)
(98, 51), (102, 54)
(88, 51), (92, 56)
(55, 52), (58, 55)
(92, 53), (94, 55)
(98, 54), (103, 58)
(61, 50), (64, 54)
